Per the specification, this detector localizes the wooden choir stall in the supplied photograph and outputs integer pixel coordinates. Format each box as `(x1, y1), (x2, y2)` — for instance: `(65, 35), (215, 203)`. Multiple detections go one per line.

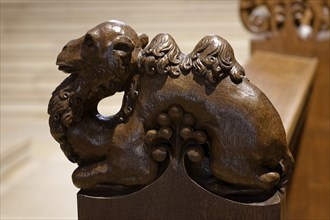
(48, 0), (329, 219)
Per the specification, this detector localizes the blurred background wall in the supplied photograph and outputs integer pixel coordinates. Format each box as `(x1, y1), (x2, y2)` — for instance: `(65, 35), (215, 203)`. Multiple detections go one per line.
(0, 0), (328, 219)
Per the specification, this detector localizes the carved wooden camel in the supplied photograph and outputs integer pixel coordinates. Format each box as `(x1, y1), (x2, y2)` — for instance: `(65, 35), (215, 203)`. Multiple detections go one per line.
(48, 20), (294, 204)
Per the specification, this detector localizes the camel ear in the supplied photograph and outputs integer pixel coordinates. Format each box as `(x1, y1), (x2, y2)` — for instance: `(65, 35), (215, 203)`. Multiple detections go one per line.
(139, 33), (149, 49)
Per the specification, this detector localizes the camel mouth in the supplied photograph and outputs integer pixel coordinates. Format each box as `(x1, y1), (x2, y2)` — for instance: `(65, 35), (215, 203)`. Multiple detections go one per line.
(57, 64), (77, 74)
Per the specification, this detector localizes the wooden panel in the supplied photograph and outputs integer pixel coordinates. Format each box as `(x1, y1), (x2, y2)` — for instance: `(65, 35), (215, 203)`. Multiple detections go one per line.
(78, 164), (285, 220)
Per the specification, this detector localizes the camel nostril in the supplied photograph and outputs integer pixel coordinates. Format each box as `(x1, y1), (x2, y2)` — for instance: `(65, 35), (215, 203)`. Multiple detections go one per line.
(63, 45), (68, 50)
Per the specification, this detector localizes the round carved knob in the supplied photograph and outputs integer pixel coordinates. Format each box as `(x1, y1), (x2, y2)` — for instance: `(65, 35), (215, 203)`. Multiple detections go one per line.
(186, 146), (204, 162)
(152, 146), (168, 162)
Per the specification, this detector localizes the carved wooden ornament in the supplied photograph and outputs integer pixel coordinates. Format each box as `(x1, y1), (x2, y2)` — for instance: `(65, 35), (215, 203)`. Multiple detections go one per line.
(240, 0), (329, 39)
(48, 20), (294, 203)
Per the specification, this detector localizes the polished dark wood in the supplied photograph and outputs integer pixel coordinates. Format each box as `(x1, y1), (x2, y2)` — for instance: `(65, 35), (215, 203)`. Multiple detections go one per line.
(78, 163), (285, 220)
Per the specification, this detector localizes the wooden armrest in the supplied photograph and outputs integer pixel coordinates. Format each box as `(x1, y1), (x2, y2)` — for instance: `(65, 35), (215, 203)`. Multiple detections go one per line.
(244, 51), (318, 146)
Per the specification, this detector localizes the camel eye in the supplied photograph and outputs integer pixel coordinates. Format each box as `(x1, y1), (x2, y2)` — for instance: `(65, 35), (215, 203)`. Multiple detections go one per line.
(84, 34), (95, 47)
